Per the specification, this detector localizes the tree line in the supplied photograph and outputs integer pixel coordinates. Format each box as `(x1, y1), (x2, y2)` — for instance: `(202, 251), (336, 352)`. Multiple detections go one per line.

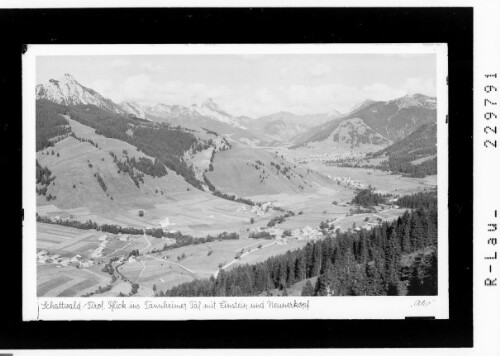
(203, 174), (257, 206)
(369, 122), (437, 177)
(37, 100), (208, 190)
(351, 186), (387, 207)
(36, 214), (240, 250)
(36, 159), (55, 194)
(163, 194), (437, 297)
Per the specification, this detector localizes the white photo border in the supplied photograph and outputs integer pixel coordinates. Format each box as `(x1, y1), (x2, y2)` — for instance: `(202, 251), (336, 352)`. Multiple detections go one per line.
(23, 43), (449, 321)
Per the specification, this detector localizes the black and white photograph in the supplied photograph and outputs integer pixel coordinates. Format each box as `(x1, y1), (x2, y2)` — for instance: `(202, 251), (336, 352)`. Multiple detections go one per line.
(22, 43), (449, 320)
(0, 1), (484, 351)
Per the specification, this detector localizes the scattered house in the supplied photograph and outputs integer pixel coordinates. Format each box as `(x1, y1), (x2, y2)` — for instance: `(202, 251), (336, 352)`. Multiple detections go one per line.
(268, 227), (284, 238)
(81, 261), (94, 268)
(37, 255), (50, 264)
(60, 258), (71, 267)
(70, 254), (82, 263)
(91, 236), (109, 258)
(291, 226), (322, 240)
(37, 250), (48, 257)
(330, 176), (364, 189)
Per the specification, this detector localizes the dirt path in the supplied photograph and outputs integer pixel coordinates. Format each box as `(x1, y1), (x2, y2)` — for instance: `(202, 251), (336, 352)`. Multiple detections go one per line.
(136, 260), (146, 282)
(139, 234), (151, 253)
(213, 240), (278, 278)
(147, 255), (196, 276)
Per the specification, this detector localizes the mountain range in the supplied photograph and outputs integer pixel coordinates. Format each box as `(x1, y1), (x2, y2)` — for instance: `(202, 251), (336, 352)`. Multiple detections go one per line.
(36, 74), (437, 151)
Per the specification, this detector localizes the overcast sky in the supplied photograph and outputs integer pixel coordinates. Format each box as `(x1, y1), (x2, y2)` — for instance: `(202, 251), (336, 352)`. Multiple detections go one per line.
(37, 54), (436, 117)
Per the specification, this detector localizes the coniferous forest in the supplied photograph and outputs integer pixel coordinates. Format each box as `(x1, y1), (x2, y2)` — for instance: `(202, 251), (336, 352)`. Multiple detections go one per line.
(36, 99), (206, 189)
(163, 193), (438, 297)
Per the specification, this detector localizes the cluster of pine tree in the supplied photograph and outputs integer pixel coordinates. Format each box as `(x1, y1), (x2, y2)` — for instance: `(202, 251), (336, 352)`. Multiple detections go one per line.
(164, 195), (437, 297)
(36, 100), (71, 151)
(396, 191), (437, 210)
(203, 174), (257, 206)
(370, 123), (437, 177)
(351, 186), (387, 207)
(36, 160), (55, 192)
(36, 214), (144, 235)
(43, 102), (204, 190)
(94, 172), (107, 192)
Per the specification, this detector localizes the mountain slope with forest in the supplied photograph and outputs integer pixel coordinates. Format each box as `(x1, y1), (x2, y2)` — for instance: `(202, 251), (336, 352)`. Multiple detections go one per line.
(293, 94), (437, 148)
(368, 122), (438, 177)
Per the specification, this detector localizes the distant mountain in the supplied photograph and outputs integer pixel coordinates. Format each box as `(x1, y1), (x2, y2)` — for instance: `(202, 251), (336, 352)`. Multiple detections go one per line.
(250, 111), (339, 143)
(293, 94), (437, 148)
(36, 74), (126, 115)
(120, 101), (149, 119)
(255, 111), (336, 127)
(346, 99), (376, 115)
(373, 121), (437, 159)
(329, 118), (390, 146)
(120, 99), (246, 129)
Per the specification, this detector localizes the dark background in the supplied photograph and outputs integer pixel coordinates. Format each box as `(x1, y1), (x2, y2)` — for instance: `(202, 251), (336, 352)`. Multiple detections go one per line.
(0, 7), (472, 349)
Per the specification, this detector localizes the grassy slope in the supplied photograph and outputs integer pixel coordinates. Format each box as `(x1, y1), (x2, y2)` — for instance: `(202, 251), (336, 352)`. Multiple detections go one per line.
(36, 117), (255, 234)
(205, 143), (337, 197)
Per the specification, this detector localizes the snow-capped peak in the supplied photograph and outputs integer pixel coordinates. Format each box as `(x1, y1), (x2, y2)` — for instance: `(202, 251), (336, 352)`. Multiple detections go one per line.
(391, 93), (436, 110)
(36, 73), (125, 114)
(118, 99), (246, 129)
(120, 101), (148, 119)
(190, 98), (245, 128)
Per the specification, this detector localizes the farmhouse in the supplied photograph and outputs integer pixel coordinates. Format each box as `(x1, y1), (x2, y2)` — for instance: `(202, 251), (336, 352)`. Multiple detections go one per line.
(37, 250), (48, 257)
(70, 254), (82, 263)
(291, 226), (322, 240)
(37, 255), (51, 263)
(80, 261), (94, 268)
(267, 227), (284, 238)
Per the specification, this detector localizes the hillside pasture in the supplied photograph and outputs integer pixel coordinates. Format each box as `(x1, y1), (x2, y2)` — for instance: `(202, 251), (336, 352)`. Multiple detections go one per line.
(206, 143), (337, 197)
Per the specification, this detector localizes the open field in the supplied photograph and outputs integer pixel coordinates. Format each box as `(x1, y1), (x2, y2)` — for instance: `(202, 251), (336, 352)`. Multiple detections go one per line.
(115, 237), (311, 295)
(37, 264), (109, 297)
(36, 113), (436, 298)
(302, 163), (437, 196)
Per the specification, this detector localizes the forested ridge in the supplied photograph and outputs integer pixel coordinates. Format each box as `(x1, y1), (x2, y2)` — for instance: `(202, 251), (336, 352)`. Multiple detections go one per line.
(36, 100), (71, 151)
(163, 192), (438, 297)
(36, 100), (209, 189)
(369, 122), (437, 178)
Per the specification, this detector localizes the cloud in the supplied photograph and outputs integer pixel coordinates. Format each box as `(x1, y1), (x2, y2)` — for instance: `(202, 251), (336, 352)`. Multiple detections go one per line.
(111, 59), (130, 68)
(402, 77), (436, 96)
(308, 63), (331, 77)
(90, 79), (114, 98)
(99, 73), (435, 118)
(112, 75), (232, 107)
(140, 61), (164, 72)
(279, 67), (291, 79)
